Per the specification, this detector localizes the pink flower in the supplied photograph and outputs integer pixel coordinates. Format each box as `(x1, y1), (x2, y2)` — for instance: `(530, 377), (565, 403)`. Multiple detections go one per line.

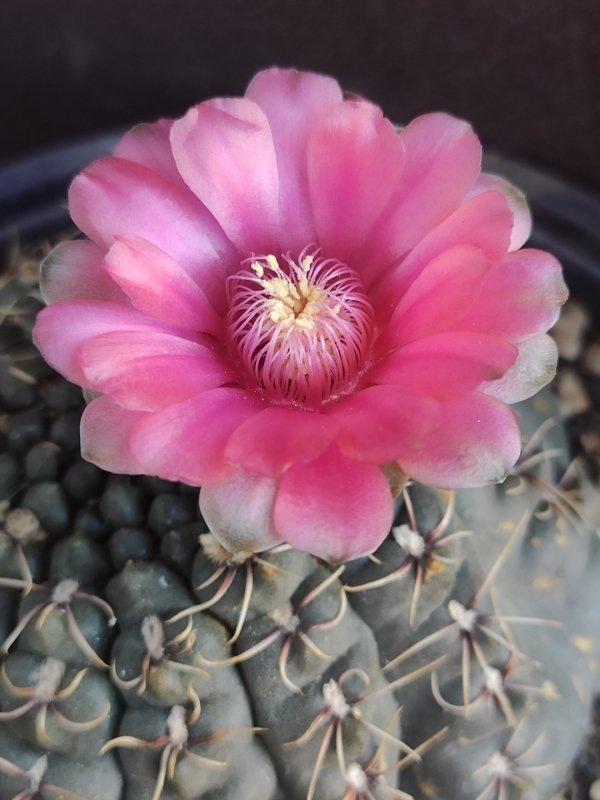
(33, 68), (567, 562)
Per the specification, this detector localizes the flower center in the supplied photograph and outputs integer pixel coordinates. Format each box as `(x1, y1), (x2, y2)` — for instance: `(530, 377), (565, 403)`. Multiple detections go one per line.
(226, 248), (374, 407)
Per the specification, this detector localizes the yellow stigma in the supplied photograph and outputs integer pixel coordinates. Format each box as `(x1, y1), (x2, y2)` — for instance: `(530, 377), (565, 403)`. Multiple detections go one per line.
(258, 254), (332, 331)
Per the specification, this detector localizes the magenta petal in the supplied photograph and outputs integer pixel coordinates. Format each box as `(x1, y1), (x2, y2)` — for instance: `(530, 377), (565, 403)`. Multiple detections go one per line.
(245, 67), (343, 251)
(79, 330), (236, 411)
(80, 396), (147, 474)
(307, 99), (405, 267)
(170, 98), (280, 254)
(457, 249), (569, 337)
(274, 447), (393, 562)
(469, 173), (532, 251)
(370, 190), (512, 321)
(200, 472), (283, 553)
(69, 156), (235, 310)
(327, 385), (439, 463)
(362, 112), (482, 280)
(40, 240), (126, 305)
(368, 332), (517, 400)
(225, 407), (338, 476)
(398, 393), (521, 488)
(114, 118), (184, 187)
(128, 388), (263, 485)
(482, 334), (558, 403)
(377, 244), (489, 353)
(103, 236), (223, 335)
(33, 301), (193, 387)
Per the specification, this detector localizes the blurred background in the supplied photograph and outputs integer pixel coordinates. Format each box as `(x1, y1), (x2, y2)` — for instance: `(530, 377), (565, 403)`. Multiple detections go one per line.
(1, 0), (600, 190)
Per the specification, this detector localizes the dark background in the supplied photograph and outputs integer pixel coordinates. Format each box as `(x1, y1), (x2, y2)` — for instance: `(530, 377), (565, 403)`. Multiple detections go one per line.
(1, 0), (600, 191)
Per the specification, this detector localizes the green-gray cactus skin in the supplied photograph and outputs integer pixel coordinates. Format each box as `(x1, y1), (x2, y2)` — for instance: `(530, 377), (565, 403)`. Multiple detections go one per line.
(1, 385), (600, 800)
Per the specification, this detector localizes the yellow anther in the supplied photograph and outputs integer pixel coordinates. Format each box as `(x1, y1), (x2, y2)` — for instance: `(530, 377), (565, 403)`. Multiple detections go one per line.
(266, 254), (280, 271)
(301, 254), (314, 272)
(250, 261), (264, 277)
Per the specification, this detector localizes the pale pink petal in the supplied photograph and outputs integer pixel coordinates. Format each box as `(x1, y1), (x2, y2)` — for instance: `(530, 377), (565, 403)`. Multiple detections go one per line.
(40, 240), (126, 305)
(69, 156), (236, 310)
(307, 99), (405, 266)
(200, 472), (283, 553)
(80, 395), (148, 475)
(274, 446), (393, 562)
(79, 330), (236, 411)
(398, 393), (522, 488)
(103, 236), (223, 336)
(368, 332), (517, 400)
(170, 98), (280, 254)
(225, 407), (338, 476)
(128, 388), (264, 485)
(376, 244), (489, 353)
(114, 118), (183, 186)
(482, 334), (558, 403)
(360, 112), (482, 284)
(246, 67), (343, 251)
(456, 249), (569, 338)
(469, 173), (532, 251)
(370, 190), (512, 321)
(327, 385), (439, 463)
(33, 301), (194, 387)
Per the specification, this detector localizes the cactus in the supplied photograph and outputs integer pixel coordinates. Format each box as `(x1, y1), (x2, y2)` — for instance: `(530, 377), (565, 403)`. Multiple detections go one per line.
(1, 240), (600, 800)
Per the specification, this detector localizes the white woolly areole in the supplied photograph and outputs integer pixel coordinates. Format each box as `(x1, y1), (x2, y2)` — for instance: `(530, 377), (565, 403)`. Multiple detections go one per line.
(27, 756), (48, 794)
(346, 762), (369, 791)
(167, 705), (188, 748)
(392, 524), (426, 557)
(141, 615), (166, 662)
(34, 658), (66, 703)
(448, 600), (477, 632)
(199, 532), (252, 567)
(484, 665), (503, 694)
(52, 578), (79, 605)
(269, 603), (300, 634)
(322, 679), (351, 719)
(487, 751), (512, 780)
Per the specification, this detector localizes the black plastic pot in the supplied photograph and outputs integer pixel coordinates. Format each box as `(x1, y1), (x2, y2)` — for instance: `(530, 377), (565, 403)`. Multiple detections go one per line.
(1, 136), (600, 303)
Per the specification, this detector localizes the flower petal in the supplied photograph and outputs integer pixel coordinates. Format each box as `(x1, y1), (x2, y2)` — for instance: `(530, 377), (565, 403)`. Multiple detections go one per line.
(482, 334), (558, 403)
(398, 393), (522, 488)
(69, 156), (235, 310)
(40, 240), (126, 305)
(469, 173), (532, 251)
(245, 67), (343, 251)
(361, 112), (482, 283)
(274, 446), (394, 562)
(80, 395), (147, 474)
(200, 471), (283, 553)
(377, 244), (489, 353)
(114, 118), (183, 186)
(456, 249), (569, 338)
(170, 98), (280, 254)
(79, 330), (236, 411)
(128, 388), (263, 485)
(370, 190), (512, 321)
(328, 385), (439, 463)
(367, 332), (517, 400)
(33, 301), (193, 387)
(225, 407), (338, 476)
(307, 99), (405, 267)
(103, 236), (223, 336)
